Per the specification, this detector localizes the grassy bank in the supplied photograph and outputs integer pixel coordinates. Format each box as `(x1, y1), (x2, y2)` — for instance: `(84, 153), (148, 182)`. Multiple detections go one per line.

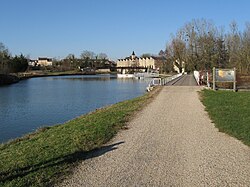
(0, 87), (160, 187)
(201, 89), (250, 146)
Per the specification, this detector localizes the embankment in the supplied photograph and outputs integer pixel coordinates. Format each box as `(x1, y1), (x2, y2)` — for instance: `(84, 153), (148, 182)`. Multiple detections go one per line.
(0, 74), (19, 85)
(0, 86), (161, 187)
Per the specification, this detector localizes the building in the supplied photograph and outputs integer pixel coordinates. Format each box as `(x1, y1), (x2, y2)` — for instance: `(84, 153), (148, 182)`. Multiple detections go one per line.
(28, 59), (38, 66)
(28, 57), (53, 67)
(173, 60), (185, 73)
(116, 51), (160, 70)
(37, 57), (53, 66)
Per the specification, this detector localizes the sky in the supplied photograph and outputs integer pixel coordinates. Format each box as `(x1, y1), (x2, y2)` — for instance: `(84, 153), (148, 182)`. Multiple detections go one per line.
(1, 0), (250, 60)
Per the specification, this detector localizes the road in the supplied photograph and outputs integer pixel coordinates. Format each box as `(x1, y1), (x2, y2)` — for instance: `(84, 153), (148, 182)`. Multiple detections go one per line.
(58, 81), (250, 186)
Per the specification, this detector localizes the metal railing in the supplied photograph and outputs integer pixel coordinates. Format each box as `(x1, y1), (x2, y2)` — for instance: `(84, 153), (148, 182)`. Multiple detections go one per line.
(160, 73), (183, 85)
(146, 73), (183, 91)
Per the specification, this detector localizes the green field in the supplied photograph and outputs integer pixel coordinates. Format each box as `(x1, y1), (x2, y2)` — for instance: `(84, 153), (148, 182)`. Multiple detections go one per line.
(0, 87), (160, 187)
(201, 89), (250, 146)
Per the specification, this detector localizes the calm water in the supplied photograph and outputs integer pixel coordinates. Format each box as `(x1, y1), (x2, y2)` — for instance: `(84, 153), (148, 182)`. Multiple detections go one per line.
(0, 74), (149, 143)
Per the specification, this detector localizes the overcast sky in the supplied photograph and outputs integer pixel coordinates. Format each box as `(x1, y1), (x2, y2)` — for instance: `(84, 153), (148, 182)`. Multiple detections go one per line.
(1, 0), (250, 60)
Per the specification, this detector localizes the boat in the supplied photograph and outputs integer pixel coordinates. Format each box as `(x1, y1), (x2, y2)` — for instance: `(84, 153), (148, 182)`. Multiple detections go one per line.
(134, 72), (159, 79)
(117, 73), (135, 78)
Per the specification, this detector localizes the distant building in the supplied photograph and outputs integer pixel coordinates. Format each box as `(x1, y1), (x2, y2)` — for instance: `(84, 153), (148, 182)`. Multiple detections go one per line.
(28, 57), (53, 67)
(116, 51), (160, 70)
(37, 57), (53, 66)
(28, 59), (38, 66)
(173, 60), (185, 73)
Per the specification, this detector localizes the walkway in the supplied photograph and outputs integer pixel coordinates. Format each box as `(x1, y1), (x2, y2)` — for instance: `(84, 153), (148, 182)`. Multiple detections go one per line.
(166, 74), (198, 86)
(58, 86), (250, 187)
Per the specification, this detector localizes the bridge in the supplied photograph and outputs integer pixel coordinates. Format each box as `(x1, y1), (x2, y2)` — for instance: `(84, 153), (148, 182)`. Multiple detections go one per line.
(166, 74), (198, 86)
(147, 74), (198, 91)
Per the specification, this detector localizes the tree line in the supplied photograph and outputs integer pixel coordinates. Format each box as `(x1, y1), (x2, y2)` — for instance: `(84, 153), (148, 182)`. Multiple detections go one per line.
(162, 19), (250, 74)
(54, 51), (111, 71)
(0, 43), (28, 74)
(0, 43), (112, 73)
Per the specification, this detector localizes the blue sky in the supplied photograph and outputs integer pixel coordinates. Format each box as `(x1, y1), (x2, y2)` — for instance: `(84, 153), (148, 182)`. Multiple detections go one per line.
(1, 0), (250, 60)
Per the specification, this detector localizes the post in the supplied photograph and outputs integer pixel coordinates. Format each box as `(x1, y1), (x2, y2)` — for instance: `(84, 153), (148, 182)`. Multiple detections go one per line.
(207, 71), (210, 88)
(233, 67), (237, 92)
(213, 67), (216, 90)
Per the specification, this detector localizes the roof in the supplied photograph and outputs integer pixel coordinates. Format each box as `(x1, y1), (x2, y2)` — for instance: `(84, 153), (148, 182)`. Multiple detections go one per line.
(38, 57), (52, 61)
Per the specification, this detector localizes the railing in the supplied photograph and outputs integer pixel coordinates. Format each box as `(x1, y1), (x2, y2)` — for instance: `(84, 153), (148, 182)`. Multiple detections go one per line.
(146, 73), (183, 91)
(160, 73), (183, 85)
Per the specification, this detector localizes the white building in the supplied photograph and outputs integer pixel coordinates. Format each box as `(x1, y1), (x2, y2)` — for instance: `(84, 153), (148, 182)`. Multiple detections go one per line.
(116, 51), (158, 70)
(37, 57), (53, 66)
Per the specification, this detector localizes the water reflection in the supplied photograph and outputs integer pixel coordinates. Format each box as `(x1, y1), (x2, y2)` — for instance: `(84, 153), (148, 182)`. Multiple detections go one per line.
(0, 75), (148, 143)
(48, 74), (116, 81)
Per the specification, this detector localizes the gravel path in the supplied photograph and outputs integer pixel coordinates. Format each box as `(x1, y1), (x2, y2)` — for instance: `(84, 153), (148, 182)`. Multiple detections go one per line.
(58, 86), (250, 187)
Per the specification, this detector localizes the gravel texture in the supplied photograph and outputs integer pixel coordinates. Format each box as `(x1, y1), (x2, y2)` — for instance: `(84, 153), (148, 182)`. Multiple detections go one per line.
(58, 83), (250, 186)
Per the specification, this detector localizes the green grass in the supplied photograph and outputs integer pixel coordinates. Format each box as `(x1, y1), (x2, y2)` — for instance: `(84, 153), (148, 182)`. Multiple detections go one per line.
(0, 87), (160, 187)
(201, 89), (250, 146)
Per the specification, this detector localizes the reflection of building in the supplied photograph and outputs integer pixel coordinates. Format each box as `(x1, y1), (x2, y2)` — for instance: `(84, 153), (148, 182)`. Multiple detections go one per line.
(116, 51), (159, 70)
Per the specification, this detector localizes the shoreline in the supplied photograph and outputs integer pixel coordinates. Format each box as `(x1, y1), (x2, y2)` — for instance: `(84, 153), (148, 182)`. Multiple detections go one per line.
(0, 86), (161, 186)
(0, 74), (20, 85)
(18, 71), (97, 80)
(0, 71), (115, 85)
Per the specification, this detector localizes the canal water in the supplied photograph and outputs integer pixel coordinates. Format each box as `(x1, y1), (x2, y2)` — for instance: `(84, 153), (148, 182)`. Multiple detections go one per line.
(0, 74), (149, 143)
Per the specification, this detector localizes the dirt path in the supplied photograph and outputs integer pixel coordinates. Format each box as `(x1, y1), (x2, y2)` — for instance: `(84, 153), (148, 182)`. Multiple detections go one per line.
(58, 86), (250, 187)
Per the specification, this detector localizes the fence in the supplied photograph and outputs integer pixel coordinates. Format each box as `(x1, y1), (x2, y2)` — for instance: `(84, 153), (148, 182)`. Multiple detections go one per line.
(160, 73), (183, 85)
(146, 73), (183, 92)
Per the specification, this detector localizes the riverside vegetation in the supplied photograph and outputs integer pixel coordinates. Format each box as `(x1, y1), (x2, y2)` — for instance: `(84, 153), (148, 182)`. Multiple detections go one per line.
(201, 90), (250, 146)
(0, 87), (161, 187)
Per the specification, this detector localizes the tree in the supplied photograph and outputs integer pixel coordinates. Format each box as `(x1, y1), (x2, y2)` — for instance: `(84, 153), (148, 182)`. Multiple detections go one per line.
(158, 50), (165, 57)
(10, 54), (28, 73)
(0, 42), (11, 74)
(226, 21), (241, 69)
(167, 38), (186, 73)
(240, 23), (250, 74)
(163, 19), (231, 72)
(141, 53), (151, 58)
(80, 50), (95, 59)
(64, 53), (80, 69)
(97, 53), (108, 60)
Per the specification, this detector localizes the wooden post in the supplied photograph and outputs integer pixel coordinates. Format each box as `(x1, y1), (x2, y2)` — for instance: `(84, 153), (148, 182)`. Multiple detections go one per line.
(207, 72), (210, 88)
(233, 67), (237, 92)
(213, 67), (216, 90)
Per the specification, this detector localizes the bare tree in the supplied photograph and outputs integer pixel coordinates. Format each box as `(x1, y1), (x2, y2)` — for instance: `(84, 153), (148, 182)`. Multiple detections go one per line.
(80, 50), (95, 59)
(0, 42), (11, 74)
(97, 53), (108, 60)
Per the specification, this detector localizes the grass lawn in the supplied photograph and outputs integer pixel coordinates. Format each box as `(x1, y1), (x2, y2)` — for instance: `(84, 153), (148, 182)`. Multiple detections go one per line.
(201, 89), (250, 146)
(0, 87), (160, 187)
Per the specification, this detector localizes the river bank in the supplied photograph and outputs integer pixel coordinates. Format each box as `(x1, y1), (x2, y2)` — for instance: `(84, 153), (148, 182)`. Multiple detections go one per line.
(18, 70), (97, 80)
(0, 71), (99, 85)
(0, 74), (20, 85)
(0, 87), (161, 187)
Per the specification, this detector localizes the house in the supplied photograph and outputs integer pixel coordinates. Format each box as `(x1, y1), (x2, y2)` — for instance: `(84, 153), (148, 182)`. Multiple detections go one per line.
(173, 60), (185, 73)
(37, 57), (53, 66)
(28, 59), (38, 66)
